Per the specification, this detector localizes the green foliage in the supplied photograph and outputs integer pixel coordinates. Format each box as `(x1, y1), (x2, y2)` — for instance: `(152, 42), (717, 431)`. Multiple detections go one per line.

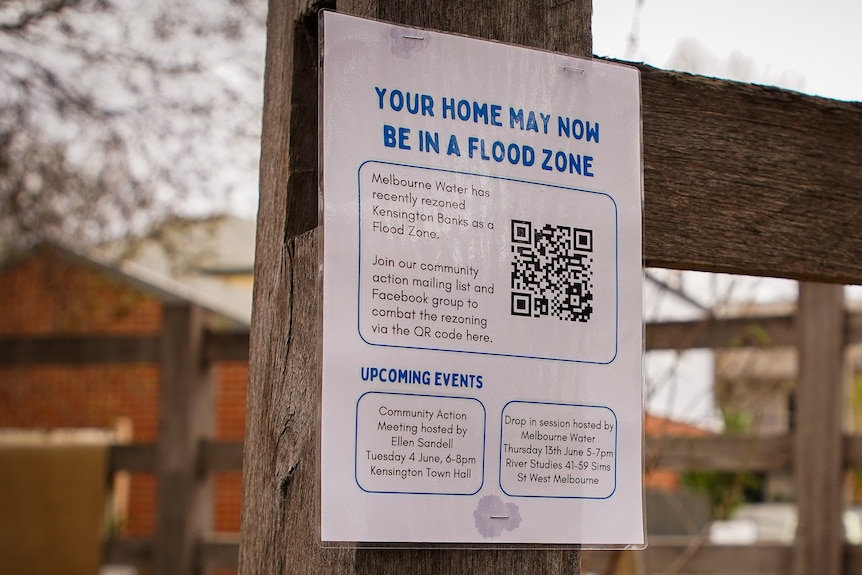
(681, 409), (763, 519)
(681, 468), (763, 520)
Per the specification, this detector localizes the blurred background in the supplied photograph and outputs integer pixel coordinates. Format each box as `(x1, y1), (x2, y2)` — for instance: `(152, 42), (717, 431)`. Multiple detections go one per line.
(1, 1), (861, 574)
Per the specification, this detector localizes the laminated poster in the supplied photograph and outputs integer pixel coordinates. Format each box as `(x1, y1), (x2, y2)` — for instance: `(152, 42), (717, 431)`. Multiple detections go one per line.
(320, 11), (644, 547)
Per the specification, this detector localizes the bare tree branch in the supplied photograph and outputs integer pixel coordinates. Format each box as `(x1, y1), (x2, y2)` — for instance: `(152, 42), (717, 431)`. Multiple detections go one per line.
(0, 0), (266, 254)
(0, 0), (86, 32)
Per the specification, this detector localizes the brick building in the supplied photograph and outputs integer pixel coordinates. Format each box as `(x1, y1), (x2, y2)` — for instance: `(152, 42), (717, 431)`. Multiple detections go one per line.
(0, 216), (254, 537)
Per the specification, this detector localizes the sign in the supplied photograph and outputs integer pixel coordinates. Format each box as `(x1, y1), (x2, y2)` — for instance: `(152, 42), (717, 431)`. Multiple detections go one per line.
(320, 11), (644, 546)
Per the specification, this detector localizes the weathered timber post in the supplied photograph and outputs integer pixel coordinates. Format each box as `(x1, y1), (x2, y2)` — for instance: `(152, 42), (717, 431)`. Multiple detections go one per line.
(794, 283), (845, 575)
(155, 303), (214, 575)
(240, 1), (591, 573)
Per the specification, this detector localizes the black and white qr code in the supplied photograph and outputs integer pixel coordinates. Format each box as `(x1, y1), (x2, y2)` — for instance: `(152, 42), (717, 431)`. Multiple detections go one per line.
(510, 219), (594, 322)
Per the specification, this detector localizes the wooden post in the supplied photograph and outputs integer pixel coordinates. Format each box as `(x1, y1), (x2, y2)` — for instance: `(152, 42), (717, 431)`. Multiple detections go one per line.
(240, 1), (591, 573)
(794, 282), (845, 575)
(156, 303), (214, 575)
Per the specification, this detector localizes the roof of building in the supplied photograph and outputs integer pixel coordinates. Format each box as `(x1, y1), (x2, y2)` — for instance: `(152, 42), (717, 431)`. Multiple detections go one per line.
(103, 215), (256, 325)
(1, 215), (256, 326)
(645, 413), (712, 437)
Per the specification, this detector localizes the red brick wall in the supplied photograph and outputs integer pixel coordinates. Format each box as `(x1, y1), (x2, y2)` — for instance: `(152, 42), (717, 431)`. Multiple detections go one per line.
(214, 361), (247, 532)
(645, 414), (711, 491)
(0, 247), (247, 536)
(0, 248), (163, 336)
(0, 365), (160, 436)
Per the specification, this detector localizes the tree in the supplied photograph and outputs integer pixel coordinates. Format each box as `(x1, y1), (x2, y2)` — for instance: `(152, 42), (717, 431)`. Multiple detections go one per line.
(0, 0), (266, 253)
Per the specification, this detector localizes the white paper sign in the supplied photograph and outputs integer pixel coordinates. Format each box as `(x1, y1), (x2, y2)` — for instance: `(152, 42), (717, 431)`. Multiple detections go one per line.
(320, 11), (644, 546)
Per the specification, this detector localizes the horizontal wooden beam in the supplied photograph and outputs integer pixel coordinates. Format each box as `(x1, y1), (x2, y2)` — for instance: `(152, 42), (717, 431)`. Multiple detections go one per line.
(3, 310), (861, 365)
(646, 435), (792, 472)
(647, 435), (862, 472)
(103, 537), (153, 567)
(107, 436), (862, 476)
(0, 335), (160, 365)
(200, 440), (244, 473)
(847, 312), (862, 345)
(584, 541), (862, 573)
(634, 62), (862, 284)
(203, 330), (250, 362)
(103, 536), (239, 570)
(845, 436), (862, 469)
(199, 535), (240, 571)
(646, 314), (796, 350)
(108, 443), (157, 473)
(105, 538), (862, 573)
(643, 538), (791, 574)
(108, 441), (243, 474)
(0, 329), (249, 366)
(646, 310), (862, 351)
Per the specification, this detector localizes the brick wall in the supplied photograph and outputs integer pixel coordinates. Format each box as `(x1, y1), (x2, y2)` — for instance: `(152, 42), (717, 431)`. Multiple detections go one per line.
(0, 246), (247, 535)
(645, 414), (711, 491)
(0, 247), (163, 336)
(214, 361), (248, 532)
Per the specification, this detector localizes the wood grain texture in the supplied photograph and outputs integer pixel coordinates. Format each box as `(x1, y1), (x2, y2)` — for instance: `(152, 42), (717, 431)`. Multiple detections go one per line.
(242, 1), (592, 573)
(635, 63), (862, 284)
(241, 230), (356, 575)
(239, 1), (338, 571)
(363, 0), (591, 56)
(155, 303), (214, 575)
(794, 283), (845, 575)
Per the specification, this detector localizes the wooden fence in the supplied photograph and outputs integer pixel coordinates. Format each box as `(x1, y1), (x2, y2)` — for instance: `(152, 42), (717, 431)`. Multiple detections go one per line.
(3, 292), (862, 573)
(0, 302), (247, 573)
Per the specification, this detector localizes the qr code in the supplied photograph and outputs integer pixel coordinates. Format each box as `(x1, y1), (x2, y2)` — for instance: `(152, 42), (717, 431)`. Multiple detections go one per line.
(510, 220), (594, 322)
